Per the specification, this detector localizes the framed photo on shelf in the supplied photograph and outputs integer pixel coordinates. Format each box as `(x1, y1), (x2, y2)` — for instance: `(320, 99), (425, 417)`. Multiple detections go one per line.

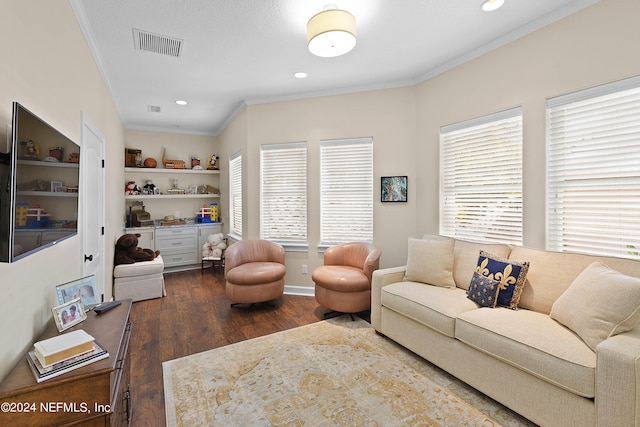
(381, 176), (408, 202)
(51, 180), (64, 192)
(52, 298), (87, 332)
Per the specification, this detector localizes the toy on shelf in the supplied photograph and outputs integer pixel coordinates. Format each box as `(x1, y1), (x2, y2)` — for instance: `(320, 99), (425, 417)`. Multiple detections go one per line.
(161, 147), (185, 169)
(207, 154), (219, 170)
(125, 181), (140, 195)
(196, 203), (219, 223)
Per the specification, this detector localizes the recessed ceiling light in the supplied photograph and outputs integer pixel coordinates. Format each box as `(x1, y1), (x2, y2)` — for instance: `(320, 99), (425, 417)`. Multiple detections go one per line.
(175, 100), (188, 106)
(294, 72), (308, 79)
(482, 0), (504, 12)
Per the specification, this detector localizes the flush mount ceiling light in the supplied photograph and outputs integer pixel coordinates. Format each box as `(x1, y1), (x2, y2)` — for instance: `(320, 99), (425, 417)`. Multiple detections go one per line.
(482, 0), (505, 12)
(175, 100), (188, 106)
(307, 5), (356, 58)
(293, 72), (308, 79)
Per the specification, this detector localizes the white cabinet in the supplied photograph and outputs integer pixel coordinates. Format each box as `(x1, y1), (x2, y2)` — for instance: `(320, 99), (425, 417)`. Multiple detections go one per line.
(123, 223), (222, 270)
(124, 226), (154, 249)
(155, 226), (199, 268)
(197, 223), (223, 252)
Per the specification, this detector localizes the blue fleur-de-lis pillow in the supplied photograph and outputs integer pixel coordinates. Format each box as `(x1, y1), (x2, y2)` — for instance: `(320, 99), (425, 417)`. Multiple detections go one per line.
(467, 271), (501, 307)
(474, 250), (530, 309)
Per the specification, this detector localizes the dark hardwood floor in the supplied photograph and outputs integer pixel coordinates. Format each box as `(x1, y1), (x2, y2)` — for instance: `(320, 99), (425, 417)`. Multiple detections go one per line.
(127, 268), (329, 426)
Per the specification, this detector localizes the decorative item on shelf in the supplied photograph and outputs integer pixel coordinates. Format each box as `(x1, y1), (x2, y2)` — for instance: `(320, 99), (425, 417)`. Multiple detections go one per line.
(20, 139), (40, 160)
(198, 184), (220, 195)
(68, 152), (79, 163)
(143, 157), (157, 168)
(207, 154), (219, 170)
(51, 299), (87, 332)
(49, 146), (64, 162)
(125, 148), (142, 167)
(196, 204), (213, 223)
(162, 147), (185, 169)
(161, 215), (186, 226)
(191, 155), (200, 169)
(142, 179), (156, 195)
(66, 186), (78, 193)
(167, 178), (185, 195)
(127, 201), (150, 227)
(210, 202), (219, 222)
(125, 180), (141, 195)
(25, 204), (50, 228)
(15, 202), (28, 227)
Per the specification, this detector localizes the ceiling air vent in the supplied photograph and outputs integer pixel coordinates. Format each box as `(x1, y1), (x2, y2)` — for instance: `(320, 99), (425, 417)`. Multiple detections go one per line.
(148, 105), (162, 113)
(133, 28), (183, 58)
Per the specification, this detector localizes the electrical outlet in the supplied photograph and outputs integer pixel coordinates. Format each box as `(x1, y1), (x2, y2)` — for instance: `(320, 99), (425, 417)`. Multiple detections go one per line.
(302, 264), (308, 274)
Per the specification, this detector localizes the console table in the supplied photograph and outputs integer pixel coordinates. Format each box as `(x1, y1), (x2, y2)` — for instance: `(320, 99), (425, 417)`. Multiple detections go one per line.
(0, 300), (132, 426)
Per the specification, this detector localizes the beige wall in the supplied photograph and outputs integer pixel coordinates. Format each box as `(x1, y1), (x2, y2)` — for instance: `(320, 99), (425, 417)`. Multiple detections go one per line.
(415, 0), (640, 248)
(0, 1), (125, 380)
(221, 88), (418, 288)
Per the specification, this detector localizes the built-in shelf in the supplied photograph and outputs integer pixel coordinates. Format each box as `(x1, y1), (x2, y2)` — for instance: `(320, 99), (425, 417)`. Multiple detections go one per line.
(18, 160), (79, 168)
(125, 167), (220, 175)
(17, 191), (78, 198)
(124, 193), (220, 200)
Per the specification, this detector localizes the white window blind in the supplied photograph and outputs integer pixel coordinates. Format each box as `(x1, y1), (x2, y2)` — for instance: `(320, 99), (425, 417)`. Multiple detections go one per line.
(320, 138), (373, 244)
(260, 142), (307, 242)
(440, 108), (523, 245)
(229, 152), (242, 238)
(547, 76), (640, 259)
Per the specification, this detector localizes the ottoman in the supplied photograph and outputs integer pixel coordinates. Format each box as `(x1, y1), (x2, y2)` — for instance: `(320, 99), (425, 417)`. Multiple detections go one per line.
(113, 255), (165, 302)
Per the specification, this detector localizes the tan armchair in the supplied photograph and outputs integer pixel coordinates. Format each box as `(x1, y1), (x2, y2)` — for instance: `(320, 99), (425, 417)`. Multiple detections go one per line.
(312, 242), (381, 318)
(224, 240), (286, 310)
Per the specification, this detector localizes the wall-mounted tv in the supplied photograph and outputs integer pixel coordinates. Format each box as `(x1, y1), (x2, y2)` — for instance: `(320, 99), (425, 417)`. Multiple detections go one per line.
(0, 103), (80, 262)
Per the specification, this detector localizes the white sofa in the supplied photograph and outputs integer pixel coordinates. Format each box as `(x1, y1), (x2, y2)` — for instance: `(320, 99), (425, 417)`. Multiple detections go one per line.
(371, 236), (640, 427)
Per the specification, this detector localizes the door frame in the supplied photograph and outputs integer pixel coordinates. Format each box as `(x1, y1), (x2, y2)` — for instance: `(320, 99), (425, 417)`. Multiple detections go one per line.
(80, 112), (106, 300)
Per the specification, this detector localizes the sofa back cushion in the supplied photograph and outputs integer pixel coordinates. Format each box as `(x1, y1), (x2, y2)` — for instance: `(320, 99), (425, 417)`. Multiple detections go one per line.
(452, 239), (511, 290)
(511, 246), (640, 314)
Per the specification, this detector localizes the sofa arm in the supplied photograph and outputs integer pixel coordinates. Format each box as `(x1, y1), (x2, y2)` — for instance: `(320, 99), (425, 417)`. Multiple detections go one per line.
(596, 328), (640, 426)
(371, 266), (406, 331)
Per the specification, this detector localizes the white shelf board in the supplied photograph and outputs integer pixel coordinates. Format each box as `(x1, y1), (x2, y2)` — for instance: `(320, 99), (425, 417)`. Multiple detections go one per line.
(125, 167), (220, 175)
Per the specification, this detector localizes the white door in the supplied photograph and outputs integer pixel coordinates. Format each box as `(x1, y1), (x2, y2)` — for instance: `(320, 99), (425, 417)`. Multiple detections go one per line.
(80, 112), (106, 300)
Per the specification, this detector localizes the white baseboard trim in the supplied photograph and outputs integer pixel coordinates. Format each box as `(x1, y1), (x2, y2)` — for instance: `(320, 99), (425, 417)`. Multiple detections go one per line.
(284, 285), (315, 297)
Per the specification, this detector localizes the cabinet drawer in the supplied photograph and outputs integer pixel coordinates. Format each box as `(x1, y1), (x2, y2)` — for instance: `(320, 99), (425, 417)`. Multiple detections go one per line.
(155, 235), (197, 251)
(155, 226), (197, 238)
(162, 250), (199, 267)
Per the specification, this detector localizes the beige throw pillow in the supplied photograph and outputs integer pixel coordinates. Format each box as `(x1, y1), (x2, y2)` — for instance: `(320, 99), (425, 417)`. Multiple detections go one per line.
(404, 237), (455, 288)
(550, 260), (640, 351)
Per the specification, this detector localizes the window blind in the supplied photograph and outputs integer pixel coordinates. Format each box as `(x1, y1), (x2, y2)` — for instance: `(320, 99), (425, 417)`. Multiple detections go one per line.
(229, 152), (242, 238)
(547, 77), (640, 259)
(260, 142), (307, 242)
(440, 108), (523, 245)
(320, 138), (373, 244)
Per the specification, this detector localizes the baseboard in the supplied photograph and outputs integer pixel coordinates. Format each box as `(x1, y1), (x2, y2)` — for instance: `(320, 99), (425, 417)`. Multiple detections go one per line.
(284, 285), (315, 297)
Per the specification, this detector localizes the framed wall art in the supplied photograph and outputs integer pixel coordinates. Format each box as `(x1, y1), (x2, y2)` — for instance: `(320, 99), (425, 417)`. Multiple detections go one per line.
(381, 176), (408, 202)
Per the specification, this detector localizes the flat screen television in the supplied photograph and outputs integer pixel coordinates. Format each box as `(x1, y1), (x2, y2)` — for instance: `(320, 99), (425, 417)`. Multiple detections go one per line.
(0, 102), (80, 262)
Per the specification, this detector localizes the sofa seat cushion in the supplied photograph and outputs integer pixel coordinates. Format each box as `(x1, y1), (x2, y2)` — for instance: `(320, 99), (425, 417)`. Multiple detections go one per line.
(456, 308), (596, 397)
(381, 281), (478, 337)
(113, 255), (164, 278)
(312, 265), (369, 292)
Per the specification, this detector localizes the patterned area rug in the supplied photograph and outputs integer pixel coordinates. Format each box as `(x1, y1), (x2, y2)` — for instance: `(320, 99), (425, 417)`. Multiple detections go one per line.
(163, 316), (534, 426)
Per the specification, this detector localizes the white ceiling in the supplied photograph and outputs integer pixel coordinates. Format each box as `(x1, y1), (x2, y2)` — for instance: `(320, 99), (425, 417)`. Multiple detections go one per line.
(71, 0), (599, 136)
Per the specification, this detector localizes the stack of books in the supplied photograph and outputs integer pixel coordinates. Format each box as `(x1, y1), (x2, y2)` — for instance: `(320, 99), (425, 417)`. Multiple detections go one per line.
(26, 330), (109, 383)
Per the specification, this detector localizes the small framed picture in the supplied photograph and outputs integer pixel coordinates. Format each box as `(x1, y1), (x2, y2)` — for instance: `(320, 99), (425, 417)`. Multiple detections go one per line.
(381, 176), (408, 202)
(51, 181), (63, 192)
(52, 298), (87, 332)
(187, 184), (198, 195)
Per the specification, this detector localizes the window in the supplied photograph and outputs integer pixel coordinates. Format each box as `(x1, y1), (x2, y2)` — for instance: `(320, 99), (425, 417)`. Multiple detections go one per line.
(260, 142), (307, 244)
(440, 108), (523, 245)
(320, 138), (373, 245)
(229, 152), (242, 238)
(547, 77), (640, 259)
